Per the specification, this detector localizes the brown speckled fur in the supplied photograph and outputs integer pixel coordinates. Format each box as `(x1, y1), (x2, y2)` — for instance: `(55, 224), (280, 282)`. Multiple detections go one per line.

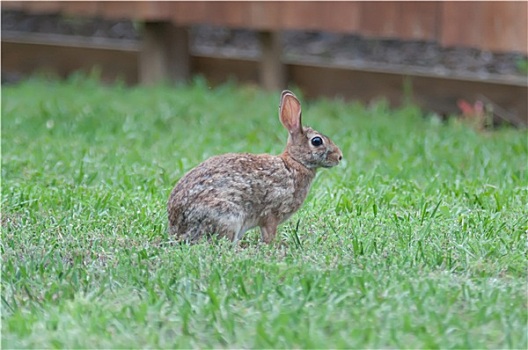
(167, 91), (342, 244)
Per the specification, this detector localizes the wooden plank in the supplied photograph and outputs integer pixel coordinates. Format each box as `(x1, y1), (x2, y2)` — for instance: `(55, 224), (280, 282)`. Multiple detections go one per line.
(360, 1), (438, 40)
(3, 34), (526, 124)
(138, 1), (178, 22)
(280, 2), (326, 31)
(278, 2), (360, 33)
(96, 1), (137, 19)
(321, 2), (362, 34)
(139, 22), (166, 85)
(20, 1), (62, 14)
(5, 1), (527, 53)
(166, 24), (191, 83)
(61, 1), (101, 17)
(192, 56), (259, 85)
(409, 75), (528, 123)
(289, 63), (527, 122)
(359, 1), (402, 38)
(206, 2), (248, 28)
(1, 31), (139, 51)
(441, 1), (528, 54)
(247, 2), (281, 30)
(191, 56), (528, 125)
(1, 1), (25, 11)
(1, 40), (138, 84)
(397, 2), (439, 40)
(97, 1), (169, 21)
(441, 2), (488, 50)
(169, 1), (278, 29)
(139, 22), (190, 85)
(259, 31), (286, 91)
(169, 1), (209, 25)
(152, 1), (366, 31)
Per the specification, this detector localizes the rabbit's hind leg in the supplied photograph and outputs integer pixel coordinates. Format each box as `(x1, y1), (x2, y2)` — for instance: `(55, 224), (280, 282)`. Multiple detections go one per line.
(184, 213), (244, 243)
(172, 213), (243, 244)
(260, 216), (279, 244)
(214, 213), (245, 242)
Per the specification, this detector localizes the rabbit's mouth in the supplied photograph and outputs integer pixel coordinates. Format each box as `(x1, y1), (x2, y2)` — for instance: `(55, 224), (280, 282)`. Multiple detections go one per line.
(321, 150), (343, 168)
(321, 158), (341, 168)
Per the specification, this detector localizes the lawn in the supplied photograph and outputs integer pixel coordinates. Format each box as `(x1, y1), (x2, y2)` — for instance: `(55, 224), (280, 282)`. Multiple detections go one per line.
(2, 77), (527, 348)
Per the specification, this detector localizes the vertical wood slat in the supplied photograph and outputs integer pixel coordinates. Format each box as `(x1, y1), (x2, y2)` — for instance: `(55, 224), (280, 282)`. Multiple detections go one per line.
(322, 2), (362, 33)
(20, 1), (62, 14)
(396, 2), (440, 40)
(280, 2), (328, 32)
(169, 1), (209, 25)
(61, 2), (100, 17)
(257, 1), (362, 33)
(440, 1), (528, 54)
(247, 2), (281, 30)
(206, 2), (248, 28)
(359, 1), (402, 38)
(97, 1), (171, 21)
(359, 1), (438, 41)
(2, 1), (527, 54)
(1, 1), (25, 10)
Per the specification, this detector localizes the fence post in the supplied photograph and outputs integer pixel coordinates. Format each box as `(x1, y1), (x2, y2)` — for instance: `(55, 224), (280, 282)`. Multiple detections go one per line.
(259, 31), (286, 91)
(139, 21), (190, 85)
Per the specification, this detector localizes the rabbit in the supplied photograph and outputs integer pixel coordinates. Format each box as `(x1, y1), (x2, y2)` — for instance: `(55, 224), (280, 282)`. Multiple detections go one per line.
(167, 90), (342, 244)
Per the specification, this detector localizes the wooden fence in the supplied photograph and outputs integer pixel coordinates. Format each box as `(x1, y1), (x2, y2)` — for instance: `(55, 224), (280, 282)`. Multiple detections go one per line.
(2, 1), (527, 123)
(4, 1), (527, 54)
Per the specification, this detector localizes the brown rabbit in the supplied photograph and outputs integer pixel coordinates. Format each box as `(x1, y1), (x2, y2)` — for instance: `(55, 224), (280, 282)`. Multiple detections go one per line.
(167, 90), (342, 244)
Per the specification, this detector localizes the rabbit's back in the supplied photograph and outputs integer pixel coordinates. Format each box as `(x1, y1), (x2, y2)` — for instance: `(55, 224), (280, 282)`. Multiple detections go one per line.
(167, 153), (314, 242)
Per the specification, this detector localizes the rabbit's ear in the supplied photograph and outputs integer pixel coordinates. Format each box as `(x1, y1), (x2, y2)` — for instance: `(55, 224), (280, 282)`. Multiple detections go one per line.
(279, 91), (303, 136)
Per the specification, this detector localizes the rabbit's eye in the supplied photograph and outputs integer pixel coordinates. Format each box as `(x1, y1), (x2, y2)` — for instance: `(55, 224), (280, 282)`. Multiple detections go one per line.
(311, 136), (323, 147)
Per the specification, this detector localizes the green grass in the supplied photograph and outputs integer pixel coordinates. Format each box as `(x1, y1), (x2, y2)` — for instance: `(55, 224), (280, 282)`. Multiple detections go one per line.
(2, 76), (527, 349)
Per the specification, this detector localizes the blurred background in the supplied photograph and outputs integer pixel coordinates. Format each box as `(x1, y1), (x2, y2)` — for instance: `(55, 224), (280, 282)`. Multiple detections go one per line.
(2, 1), (527, 126)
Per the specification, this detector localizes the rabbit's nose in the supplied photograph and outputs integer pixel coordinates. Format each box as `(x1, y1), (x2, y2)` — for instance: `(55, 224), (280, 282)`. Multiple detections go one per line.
(337, 149), (343, 161)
